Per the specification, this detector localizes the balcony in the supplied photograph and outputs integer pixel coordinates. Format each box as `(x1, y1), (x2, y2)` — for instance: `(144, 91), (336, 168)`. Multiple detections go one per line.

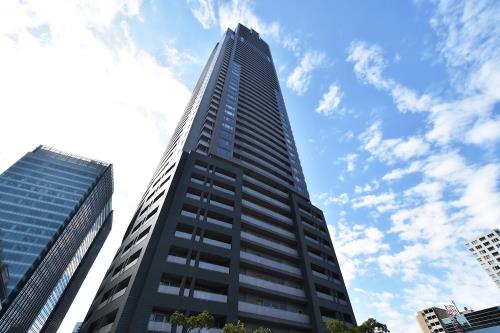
(198, 260), (229, 274)
(312, 270), (328, 280)
(308, 252), (323, 261)
(238, 301), (309, 324)
(166, 255), (188, 265)
(203, 237), (231, 249)
(242, 186), (290, 212)
(240, 251), (301, 275)
(317, 291), (332, 301)
(192, 289), (227, 303)
(158, 285), (180, 296)
(239, 274), (305, 298)
(206, 216), (232, 229)
(242, 199), (292, 225)
(241, 231), (297, 257)
(241, 214), (295, 240)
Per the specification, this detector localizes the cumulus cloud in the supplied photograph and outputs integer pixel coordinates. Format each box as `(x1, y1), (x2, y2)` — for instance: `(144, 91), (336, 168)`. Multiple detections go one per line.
(340, 153), (357, 172)
(313, 192), (349, 206)
(186, 0), (217, 29)
(286, 50), (326, 95)
(328, 223), (389, 285)
(352, 192), (398, 213)
(359, 122), (430, 163)
(218, 0), (280, 38)
(316, 83), (343, 116)
(348, 0), (500, 146)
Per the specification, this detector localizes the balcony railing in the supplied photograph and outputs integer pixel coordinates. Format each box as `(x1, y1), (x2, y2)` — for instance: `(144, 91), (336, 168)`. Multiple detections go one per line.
(158, 285), (180, 295)
(241, 231), (297, 256)
(206, 216), (232, 229)
(241, 214), (295, 239)
(242, 200), (292, 225)
(198, 261), (229, 274)
(238, 301), (309, 324)
(203, 237), (231, 249)
(312, 270), (328, 280)
(192, 289), (227, 303)
(240, 251), (301, 275)
(317, 291), (331, 301)
(239, 274), (305, 298)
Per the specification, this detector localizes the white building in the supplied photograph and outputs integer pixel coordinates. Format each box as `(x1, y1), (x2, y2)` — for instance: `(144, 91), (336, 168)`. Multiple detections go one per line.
(416, 307), (449, 333)
(466, 229), (500, 289)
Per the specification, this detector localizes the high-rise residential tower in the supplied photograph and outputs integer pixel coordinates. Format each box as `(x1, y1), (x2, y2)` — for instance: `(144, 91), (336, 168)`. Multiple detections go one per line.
(0, 146), (113, 332)
(466, 229), (500, 289)
(81, 24), (356, 333)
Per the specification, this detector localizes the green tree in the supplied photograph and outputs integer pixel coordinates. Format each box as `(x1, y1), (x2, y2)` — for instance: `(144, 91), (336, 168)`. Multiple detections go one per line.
(326, 319), (351, 333)
(354, 318), (390, 333)
(222, 320), (246, 333)
(169, 310), (215, 333)
(253, 327), (273, 333)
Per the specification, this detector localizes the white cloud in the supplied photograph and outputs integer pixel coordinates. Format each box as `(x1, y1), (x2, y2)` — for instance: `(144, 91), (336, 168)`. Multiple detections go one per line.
(282, 34), (301, 55)
(218, 0), (280, 38)
(359, 122), (430, 163)
(328, 223), (389, 285)
(347, 41), (390, 89)
(0, 1), (191, 332)
(316, 83), (343, 116)
(355, 180), (380, 194)
(286, 50), (326, 95)
(382, 161), (424, 181)
(340, 153), (357, 172)
(348, 0), (500, 146)
(352, 192), (398, 213)
(404, 181), (444, 202)
(163, 39), (201, 75)
(313, 192), (349, 206)
(186, 0), (217, 29)
(465, 117), (500, 144)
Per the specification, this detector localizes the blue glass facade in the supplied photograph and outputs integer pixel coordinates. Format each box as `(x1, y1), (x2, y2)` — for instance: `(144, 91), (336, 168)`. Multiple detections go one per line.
(0, 146), (107, 294)
(0, 146), (113, 332)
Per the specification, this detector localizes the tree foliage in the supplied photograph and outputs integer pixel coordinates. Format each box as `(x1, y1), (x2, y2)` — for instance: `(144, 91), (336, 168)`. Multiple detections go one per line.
(326, 320), (351, 333)
(253, 327), (273, 333)
(354, 318), (390, 333)
(169, 310), (215, 333)
(326, 318), (390, 333)
(222, 320), (246, 333)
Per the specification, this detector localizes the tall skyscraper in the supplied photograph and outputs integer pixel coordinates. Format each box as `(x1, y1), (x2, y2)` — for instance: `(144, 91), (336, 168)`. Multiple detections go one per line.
(466, 229), (500, 289)
(0, 145), (113, 332)
(81, 24), (355, 333)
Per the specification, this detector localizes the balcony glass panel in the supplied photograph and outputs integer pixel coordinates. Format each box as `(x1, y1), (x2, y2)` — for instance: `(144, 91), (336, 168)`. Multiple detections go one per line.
(240, 251), (300, 275)
(158, 285), (180, 295)
(242, 200), (292, 225)
(239, 274), (305, 298)
(203, 237), (231, 249)
(198, 261), (229, 274)
(192, 290), (227, 303)
(206, 216), (232, 229)
(241, 214), (294, 239)
(238, 301), (309, 324)
(241, 231), (297, 256)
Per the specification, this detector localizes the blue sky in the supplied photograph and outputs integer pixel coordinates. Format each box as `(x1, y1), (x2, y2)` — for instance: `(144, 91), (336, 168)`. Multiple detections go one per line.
(0, 1), (499, 332)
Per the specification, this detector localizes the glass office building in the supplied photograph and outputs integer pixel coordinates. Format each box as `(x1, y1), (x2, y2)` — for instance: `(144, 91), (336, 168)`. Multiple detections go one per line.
(81, 24), (355, 333)
(0, 145), (113, 332)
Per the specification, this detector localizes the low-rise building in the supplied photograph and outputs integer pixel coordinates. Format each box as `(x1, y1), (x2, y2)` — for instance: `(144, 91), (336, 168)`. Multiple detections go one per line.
(416, 307), (449, 333)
